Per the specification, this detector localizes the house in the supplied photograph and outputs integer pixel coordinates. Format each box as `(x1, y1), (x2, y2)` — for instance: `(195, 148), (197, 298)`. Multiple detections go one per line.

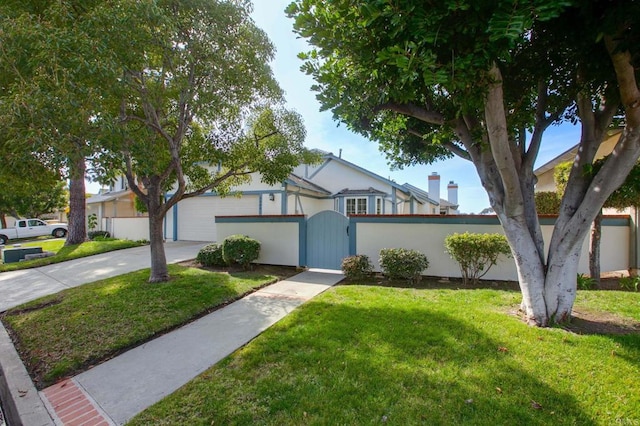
(534, 129), (640, 270)
(534, 130), (622, 192)
(86, 176), (146, 235)
(164, 151), (459, 242)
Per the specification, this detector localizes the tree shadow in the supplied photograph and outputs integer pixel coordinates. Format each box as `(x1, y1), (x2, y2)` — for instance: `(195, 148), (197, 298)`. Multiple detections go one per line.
(141, 288), (616, 425)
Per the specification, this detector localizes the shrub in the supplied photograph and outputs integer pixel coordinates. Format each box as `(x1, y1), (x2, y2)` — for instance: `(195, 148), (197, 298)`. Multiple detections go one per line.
(619, 275), (640, 292)
(577, 273), (596, 290)
(444, 232), (511, 285)
(196, 243), (226, 267)
(379, 248), (429, 282)
(88, 230), (111, 240)
(341, 255), (373, 280)
(222, 235), (261, 269)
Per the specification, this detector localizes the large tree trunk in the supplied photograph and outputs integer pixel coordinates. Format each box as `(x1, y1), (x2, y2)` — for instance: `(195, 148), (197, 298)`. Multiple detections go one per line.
(148, 213), (168, 283)
(66, 154), (87, 245)
(589, 211), (602, 287)
(145, 182), (169, 282)
(0, 214), (6, 229)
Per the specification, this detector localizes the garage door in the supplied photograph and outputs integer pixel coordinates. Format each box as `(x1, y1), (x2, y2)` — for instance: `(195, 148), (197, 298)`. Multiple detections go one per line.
(176, 195), (259, 241)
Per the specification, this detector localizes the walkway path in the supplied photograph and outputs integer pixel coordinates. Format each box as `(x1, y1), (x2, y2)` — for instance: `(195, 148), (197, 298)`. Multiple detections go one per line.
(2, 267), (343, 425)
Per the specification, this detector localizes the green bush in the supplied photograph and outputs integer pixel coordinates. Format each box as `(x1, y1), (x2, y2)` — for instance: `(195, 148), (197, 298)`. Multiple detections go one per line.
(379, 248), (429, 282)
(444, 232), (511, 285)
(222, 235), (261, 269)
(619, 275), (640, 292)
(341, 255), (373, 280)
(534, 191), (561, 215)
(196, 243), (226, 267)
(577, 273), (597, 290)
(88, 230), (111, 240)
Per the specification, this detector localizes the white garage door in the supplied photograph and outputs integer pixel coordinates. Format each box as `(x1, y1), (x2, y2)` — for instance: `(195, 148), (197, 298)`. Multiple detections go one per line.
(176, 195), (259, 241)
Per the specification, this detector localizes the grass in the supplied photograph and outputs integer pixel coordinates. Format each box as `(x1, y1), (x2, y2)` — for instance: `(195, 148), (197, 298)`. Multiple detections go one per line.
(128, 283), (640, 426)
(0, 238), (144, 272)
(1, 264), (280, 387)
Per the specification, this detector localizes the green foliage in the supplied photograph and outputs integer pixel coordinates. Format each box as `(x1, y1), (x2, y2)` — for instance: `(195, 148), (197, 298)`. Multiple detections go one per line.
(379, 248), (429, 282)
(534, 191), (561, 215)
(197, 243), (226, 267)
(88, 230), (111, 240)
(222, 235), (261, 270)
(576, 273), (596, 290)
(555, 158), (640, 210)
(619, 276), (640, 292)
(134, 196), (148, 214)
(341, 255), (373, 280)
(87, 214), (98, 231)
(444, 233), (512, 285)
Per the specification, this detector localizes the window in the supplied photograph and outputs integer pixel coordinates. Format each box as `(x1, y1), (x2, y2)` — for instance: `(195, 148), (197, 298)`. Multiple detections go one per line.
(28, 220), (45, 227)
(376, 197), (383, 214)
(346, 197), (367, 215)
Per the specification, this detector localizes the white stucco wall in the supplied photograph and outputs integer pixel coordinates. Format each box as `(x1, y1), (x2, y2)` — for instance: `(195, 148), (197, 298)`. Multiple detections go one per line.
(355, 220), (629, 281)
(216, 220), (300, 266)
(109, 217), (150, 241)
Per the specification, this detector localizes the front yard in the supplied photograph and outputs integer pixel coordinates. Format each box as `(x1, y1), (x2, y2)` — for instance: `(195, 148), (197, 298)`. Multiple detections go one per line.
(1, 264), (295, 387)
(0, 238), (145, 272)
(128, 283), (640, 425)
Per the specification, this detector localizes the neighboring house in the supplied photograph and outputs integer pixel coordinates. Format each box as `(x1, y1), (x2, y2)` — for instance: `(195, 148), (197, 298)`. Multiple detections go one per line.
(164, 151), (459, 242)
(534, 129), (640, 270)
(534, 130), (622, 192)
(86, 176), (145, 232)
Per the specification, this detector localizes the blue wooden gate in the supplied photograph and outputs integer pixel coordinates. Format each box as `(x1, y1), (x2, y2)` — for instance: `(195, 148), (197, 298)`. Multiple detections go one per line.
(306, 210), (349, 270)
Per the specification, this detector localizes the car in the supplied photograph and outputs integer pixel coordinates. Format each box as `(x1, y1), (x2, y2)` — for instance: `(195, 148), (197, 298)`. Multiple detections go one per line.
(0, 219), (68, 245)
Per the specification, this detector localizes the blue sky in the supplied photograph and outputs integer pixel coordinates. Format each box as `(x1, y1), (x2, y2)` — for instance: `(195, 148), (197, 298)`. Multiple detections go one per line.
(250, 0), (581, 214)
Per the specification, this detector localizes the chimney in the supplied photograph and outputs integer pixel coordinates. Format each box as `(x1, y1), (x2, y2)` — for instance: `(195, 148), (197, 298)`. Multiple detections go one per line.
(447, 181), (458, 206)
(428, 172), (440, 205)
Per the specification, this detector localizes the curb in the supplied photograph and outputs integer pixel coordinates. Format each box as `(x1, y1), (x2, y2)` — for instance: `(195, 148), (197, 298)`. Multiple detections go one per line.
(0, 323), (53, 426)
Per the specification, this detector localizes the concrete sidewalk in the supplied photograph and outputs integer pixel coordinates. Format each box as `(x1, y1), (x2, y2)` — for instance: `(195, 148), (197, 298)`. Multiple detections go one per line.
(3, 269), (343, 425)
(0, 241), (206, 312)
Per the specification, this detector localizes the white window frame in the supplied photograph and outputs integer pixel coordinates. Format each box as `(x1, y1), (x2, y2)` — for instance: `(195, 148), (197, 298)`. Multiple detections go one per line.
(346, 197), (368, 215)
(376, 197), (383, 214)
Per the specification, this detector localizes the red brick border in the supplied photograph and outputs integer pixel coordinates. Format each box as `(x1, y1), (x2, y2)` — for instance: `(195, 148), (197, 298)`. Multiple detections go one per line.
(41, 379), (112, 426)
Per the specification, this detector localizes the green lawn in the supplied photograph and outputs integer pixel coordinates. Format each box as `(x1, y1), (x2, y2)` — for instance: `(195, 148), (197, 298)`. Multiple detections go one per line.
(0, 238), (144, 271)
(128, 285), (640, 426)
(1, 265), (280, 387)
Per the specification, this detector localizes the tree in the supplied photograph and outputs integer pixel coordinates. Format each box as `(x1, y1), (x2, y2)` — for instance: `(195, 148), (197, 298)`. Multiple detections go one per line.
(0, 0), (113, 244)
(287, 1), (640, 325)
(0, 153), (67, 227)
(89, 0), (315, 282)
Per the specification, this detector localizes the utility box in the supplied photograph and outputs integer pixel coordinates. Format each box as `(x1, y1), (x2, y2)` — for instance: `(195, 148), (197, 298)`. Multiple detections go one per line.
(2, 247), (43, 263)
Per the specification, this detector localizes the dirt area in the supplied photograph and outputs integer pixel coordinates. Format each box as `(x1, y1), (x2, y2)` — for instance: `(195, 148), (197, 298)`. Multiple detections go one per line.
(563, 309), (640, 335)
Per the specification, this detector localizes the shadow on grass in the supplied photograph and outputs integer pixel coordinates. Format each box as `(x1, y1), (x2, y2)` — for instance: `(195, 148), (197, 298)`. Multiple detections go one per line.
(131, 289), (598, 425)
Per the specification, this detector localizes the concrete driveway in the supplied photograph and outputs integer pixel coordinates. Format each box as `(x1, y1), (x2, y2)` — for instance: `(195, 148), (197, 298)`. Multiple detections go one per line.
(0, 241), (206, 313)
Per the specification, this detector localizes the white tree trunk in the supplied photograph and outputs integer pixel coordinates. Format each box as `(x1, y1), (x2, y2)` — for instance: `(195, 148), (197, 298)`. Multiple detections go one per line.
(498, 215), (548, 325)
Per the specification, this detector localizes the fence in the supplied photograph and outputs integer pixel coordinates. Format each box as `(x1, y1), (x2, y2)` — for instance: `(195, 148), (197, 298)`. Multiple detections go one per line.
(216, 214), (631, 281)
(101, 217), (149, 241)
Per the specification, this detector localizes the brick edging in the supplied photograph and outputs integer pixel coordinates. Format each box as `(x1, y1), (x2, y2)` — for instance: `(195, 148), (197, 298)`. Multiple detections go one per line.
(0, 323), (54, 426)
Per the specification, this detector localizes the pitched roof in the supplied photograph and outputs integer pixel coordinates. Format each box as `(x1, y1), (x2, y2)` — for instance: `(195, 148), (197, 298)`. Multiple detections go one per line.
(86, 189), (132, 204)
(336, 187), (387, 196)
(401, 183), (439, 205)
(285, 173), (332, 195)
(321, 153), (410, 195)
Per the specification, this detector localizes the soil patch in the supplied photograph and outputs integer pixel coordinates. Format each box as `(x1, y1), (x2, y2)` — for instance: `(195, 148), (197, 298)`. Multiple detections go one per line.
(563, 309), (640, 335)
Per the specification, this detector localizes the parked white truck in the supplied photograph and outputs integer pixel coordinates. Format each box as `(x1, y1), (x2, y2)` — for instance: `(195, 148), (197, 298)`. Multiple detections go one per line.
(0, 219), (68, 245)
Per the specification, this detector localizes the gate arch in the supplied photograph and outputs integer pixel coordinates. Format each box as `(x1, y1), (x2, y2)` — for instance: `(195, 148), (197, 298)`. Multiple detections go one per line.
(306, 210), (349, 270)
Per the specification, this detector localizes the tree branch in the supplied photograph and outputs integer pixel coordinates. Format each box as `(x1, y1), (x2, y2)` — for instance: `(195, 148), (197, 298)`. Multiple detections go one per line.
(373, 102), (446, 125)
(605, 36), (640, 128)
